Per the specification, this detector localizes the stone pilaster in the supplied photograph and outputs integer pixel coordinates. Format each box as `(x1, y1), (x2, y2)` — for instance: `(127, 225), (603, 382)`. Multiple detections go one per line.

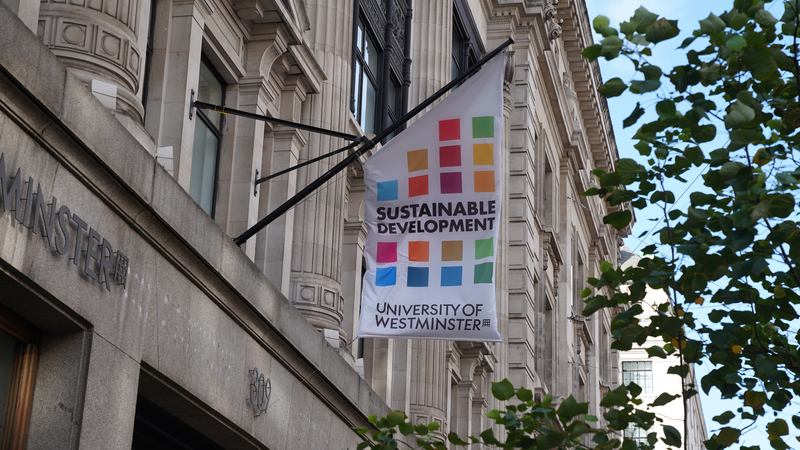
(141, 0), (206, 189)
(288, 0), (353, 339)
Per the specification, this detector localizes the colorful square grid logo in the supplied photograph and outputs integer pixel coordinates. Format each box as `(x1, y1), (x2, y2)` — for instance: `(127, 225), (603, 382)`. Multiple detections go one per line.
(372, 116), (498, 289)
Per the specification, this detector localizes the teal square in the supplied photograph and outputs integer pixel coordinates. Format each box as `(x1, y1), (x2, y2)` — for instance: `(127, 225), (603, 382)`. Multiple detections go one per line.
(475, 237), (493, 259)
(472, 116), (494, 138)
(474, 262), (493, 284)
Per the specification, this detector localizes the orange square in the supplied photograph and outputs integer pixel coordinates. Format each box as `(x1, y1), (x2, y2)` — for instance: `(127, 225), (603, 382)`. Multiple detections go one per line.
(409, 241), (429, 262)
(474, 171), (495, 193)
(441, 241), (463, 261)
(407, 149), (428, 172)
(473, 144), (494, 165)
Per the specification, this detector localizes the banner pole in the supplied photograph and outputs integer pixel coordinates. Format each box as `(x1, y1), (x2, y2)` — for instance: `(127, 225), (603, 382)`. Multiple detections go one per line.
(233, 37), (513, 246)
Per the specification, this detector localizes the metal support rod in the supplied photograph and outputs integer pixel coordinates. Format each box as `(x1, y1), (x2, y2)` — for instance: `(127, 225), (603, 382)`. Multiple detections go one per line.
(233, 37), (514, 246)
(192, 101), (360, 141)
(254, 138), (364, 186)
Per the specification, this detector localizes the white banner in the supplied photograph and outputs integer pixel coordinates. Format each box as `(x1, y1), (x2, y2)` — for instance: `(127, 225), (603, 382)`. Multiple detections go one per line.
(356, 54), (505, 342)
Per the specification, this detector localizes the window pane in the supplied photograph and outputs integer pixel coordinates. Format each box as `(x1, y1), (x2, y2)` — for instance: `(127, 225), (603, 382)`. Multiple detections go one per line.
(189, 119), (218, 215)
(353, 60), (362, 117)
(197, 61), (224, 128)
(622, 361), (653, 395)
(361, 77), (376, 134)
(357, 17), (365, 52)
(364, 31), (378, 77)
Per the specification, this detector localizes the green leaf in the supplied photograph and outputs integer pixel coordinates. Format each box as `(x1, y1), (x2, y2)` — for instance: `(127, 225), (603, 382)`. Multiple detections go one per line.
(640, 65), (663, 80)
(646, 18), (680, 43)
(715, 427), (741, 446)
(691, 124), (717, 143)
(724, 100), (756, 128)
(491, 379), (515, 401)
(357, 441), (371, 450)
(630, 79), (662, 94)
(699, 13), (726, 35)
(386, 411), (406, 427)
(645, 345), (667, 358)
(398, 422), (414, 435)
(623, 103), (645, 128)
(414, 424), (428, 435)
(603, 210), (633, 229)
(593, 15), (619, 37)
(649, 392), (680, 407)
(656, 100), (676, 118)
(742, 47), (778, 81)
(557, 395), (589, 422)
(600, 385), (629, 407)
(600, 36), (624, 59)
(581, 44), (602, 61)
(744, 390), (767, 409)
(516, 386), (533, 402)
(599, 78), (628, 98)
(626, 7), (659, 34)
(585, 414), (598, 422)
(427, 421), (440, 432)
(448, 433), (470, 446)
(725, 35), (747, 51)
(754, 9), (778, 28)
(729, 129), (764, 150)
(713, 411), (735, 424)
(662, 424), (681, 447)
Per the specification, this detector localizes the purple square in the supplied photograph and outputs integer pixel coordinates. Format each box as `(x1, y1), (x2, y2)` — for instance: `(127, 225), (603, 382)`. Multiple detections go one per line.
(440, 172), (462, 194)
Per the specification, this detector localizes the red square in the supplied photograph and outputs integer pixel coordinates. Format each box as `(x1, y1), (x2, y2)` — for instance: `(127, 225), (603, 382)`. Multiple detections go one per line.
(409, 175), (429, 197)
(439, 145), (461, 167)
(439, 119), (460, 141)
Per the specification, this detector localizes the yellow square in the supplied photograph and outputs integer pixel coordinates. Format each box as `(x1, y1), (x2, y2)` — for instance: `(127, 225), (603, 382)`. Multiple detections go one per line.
(441, 241), (463, 261)
(473, 144), (494, 165)
(407, 149), (428, 172)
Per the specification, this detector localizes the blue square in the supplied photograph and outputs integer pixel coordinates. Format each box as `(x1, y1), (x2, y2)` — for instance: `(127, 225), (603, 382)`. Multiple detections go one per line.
(377, 180), (399, 201)
(376, 267), (397, 286)
(407, 267), (429, 287)
(441, 267), (462, 287)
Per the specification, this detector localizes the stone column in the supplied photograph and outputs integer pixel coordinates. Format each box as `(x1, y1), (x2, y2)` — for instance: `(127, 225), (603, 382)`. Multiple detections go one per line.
(3, 0), (39, 33)
(38, 0), (153, 123)
(216, 33), (288, 258)
(403, 0), (452, 434)
(288, 0), (353, 340)
(141, 0), (206, 189)
(340, 172), (366, 342)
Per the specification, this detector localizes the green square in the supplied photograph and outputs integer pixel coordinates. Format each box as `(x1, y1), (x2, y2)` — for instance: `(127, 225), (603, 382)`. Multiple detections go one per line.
(475, 237), (494, 259)
(474, 262), (494, 284)
(472, 116), (494, 138)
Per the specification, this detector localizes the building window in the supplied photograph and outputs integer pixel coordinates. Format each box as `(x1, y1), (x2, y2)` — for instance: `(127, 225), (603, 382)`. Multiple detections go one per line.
(622, 361), (653, 395)
(451, 0), (482, 81)
(189, 58), (225, 217)
(351, 0), (411, 138)
(624, 423), (650, 441)
(353, 15), (379, 135)
(0, 305), (39, 448)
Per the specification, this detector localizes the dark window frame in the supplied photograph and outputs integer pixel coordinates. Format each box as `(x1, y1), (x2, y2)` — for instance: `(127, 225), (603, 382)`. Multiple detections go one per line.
(191, 55), (226, 219)
(451, 0), (484, 81)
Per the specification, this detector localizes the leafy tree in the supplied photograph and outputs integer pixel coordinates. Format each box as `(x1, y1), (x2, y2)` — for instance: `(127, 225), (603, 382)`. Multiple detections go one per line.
(356, 0), (800, 449)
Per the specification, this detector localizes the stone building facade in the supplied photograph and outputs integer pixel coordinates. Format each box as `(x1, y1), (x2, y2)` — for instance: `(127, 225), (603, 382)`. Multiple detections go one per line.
(0, 0), (630, 447)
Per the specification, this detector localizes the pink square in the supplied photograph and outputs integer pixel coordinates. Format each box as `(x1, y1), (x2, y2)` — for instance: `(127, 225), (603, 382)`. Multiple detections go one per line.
(440, 172), (462, 194)
(439, 119), (460, 141)
(377, 242), (397, 263)
(439, 145), (461, 167)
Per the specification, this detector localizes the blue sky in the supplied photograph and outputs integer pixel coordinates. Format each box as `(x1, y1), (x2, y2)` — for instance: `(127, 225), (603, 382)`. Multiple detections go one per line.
(582, 0), (796, 446)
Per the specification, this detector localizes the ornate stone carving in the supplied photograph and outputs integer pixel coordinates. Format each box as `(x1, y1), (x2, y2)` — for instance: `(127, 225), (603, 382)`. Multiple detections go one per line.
(547, 21), (563, 41)
(543, 1), (557, 21)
